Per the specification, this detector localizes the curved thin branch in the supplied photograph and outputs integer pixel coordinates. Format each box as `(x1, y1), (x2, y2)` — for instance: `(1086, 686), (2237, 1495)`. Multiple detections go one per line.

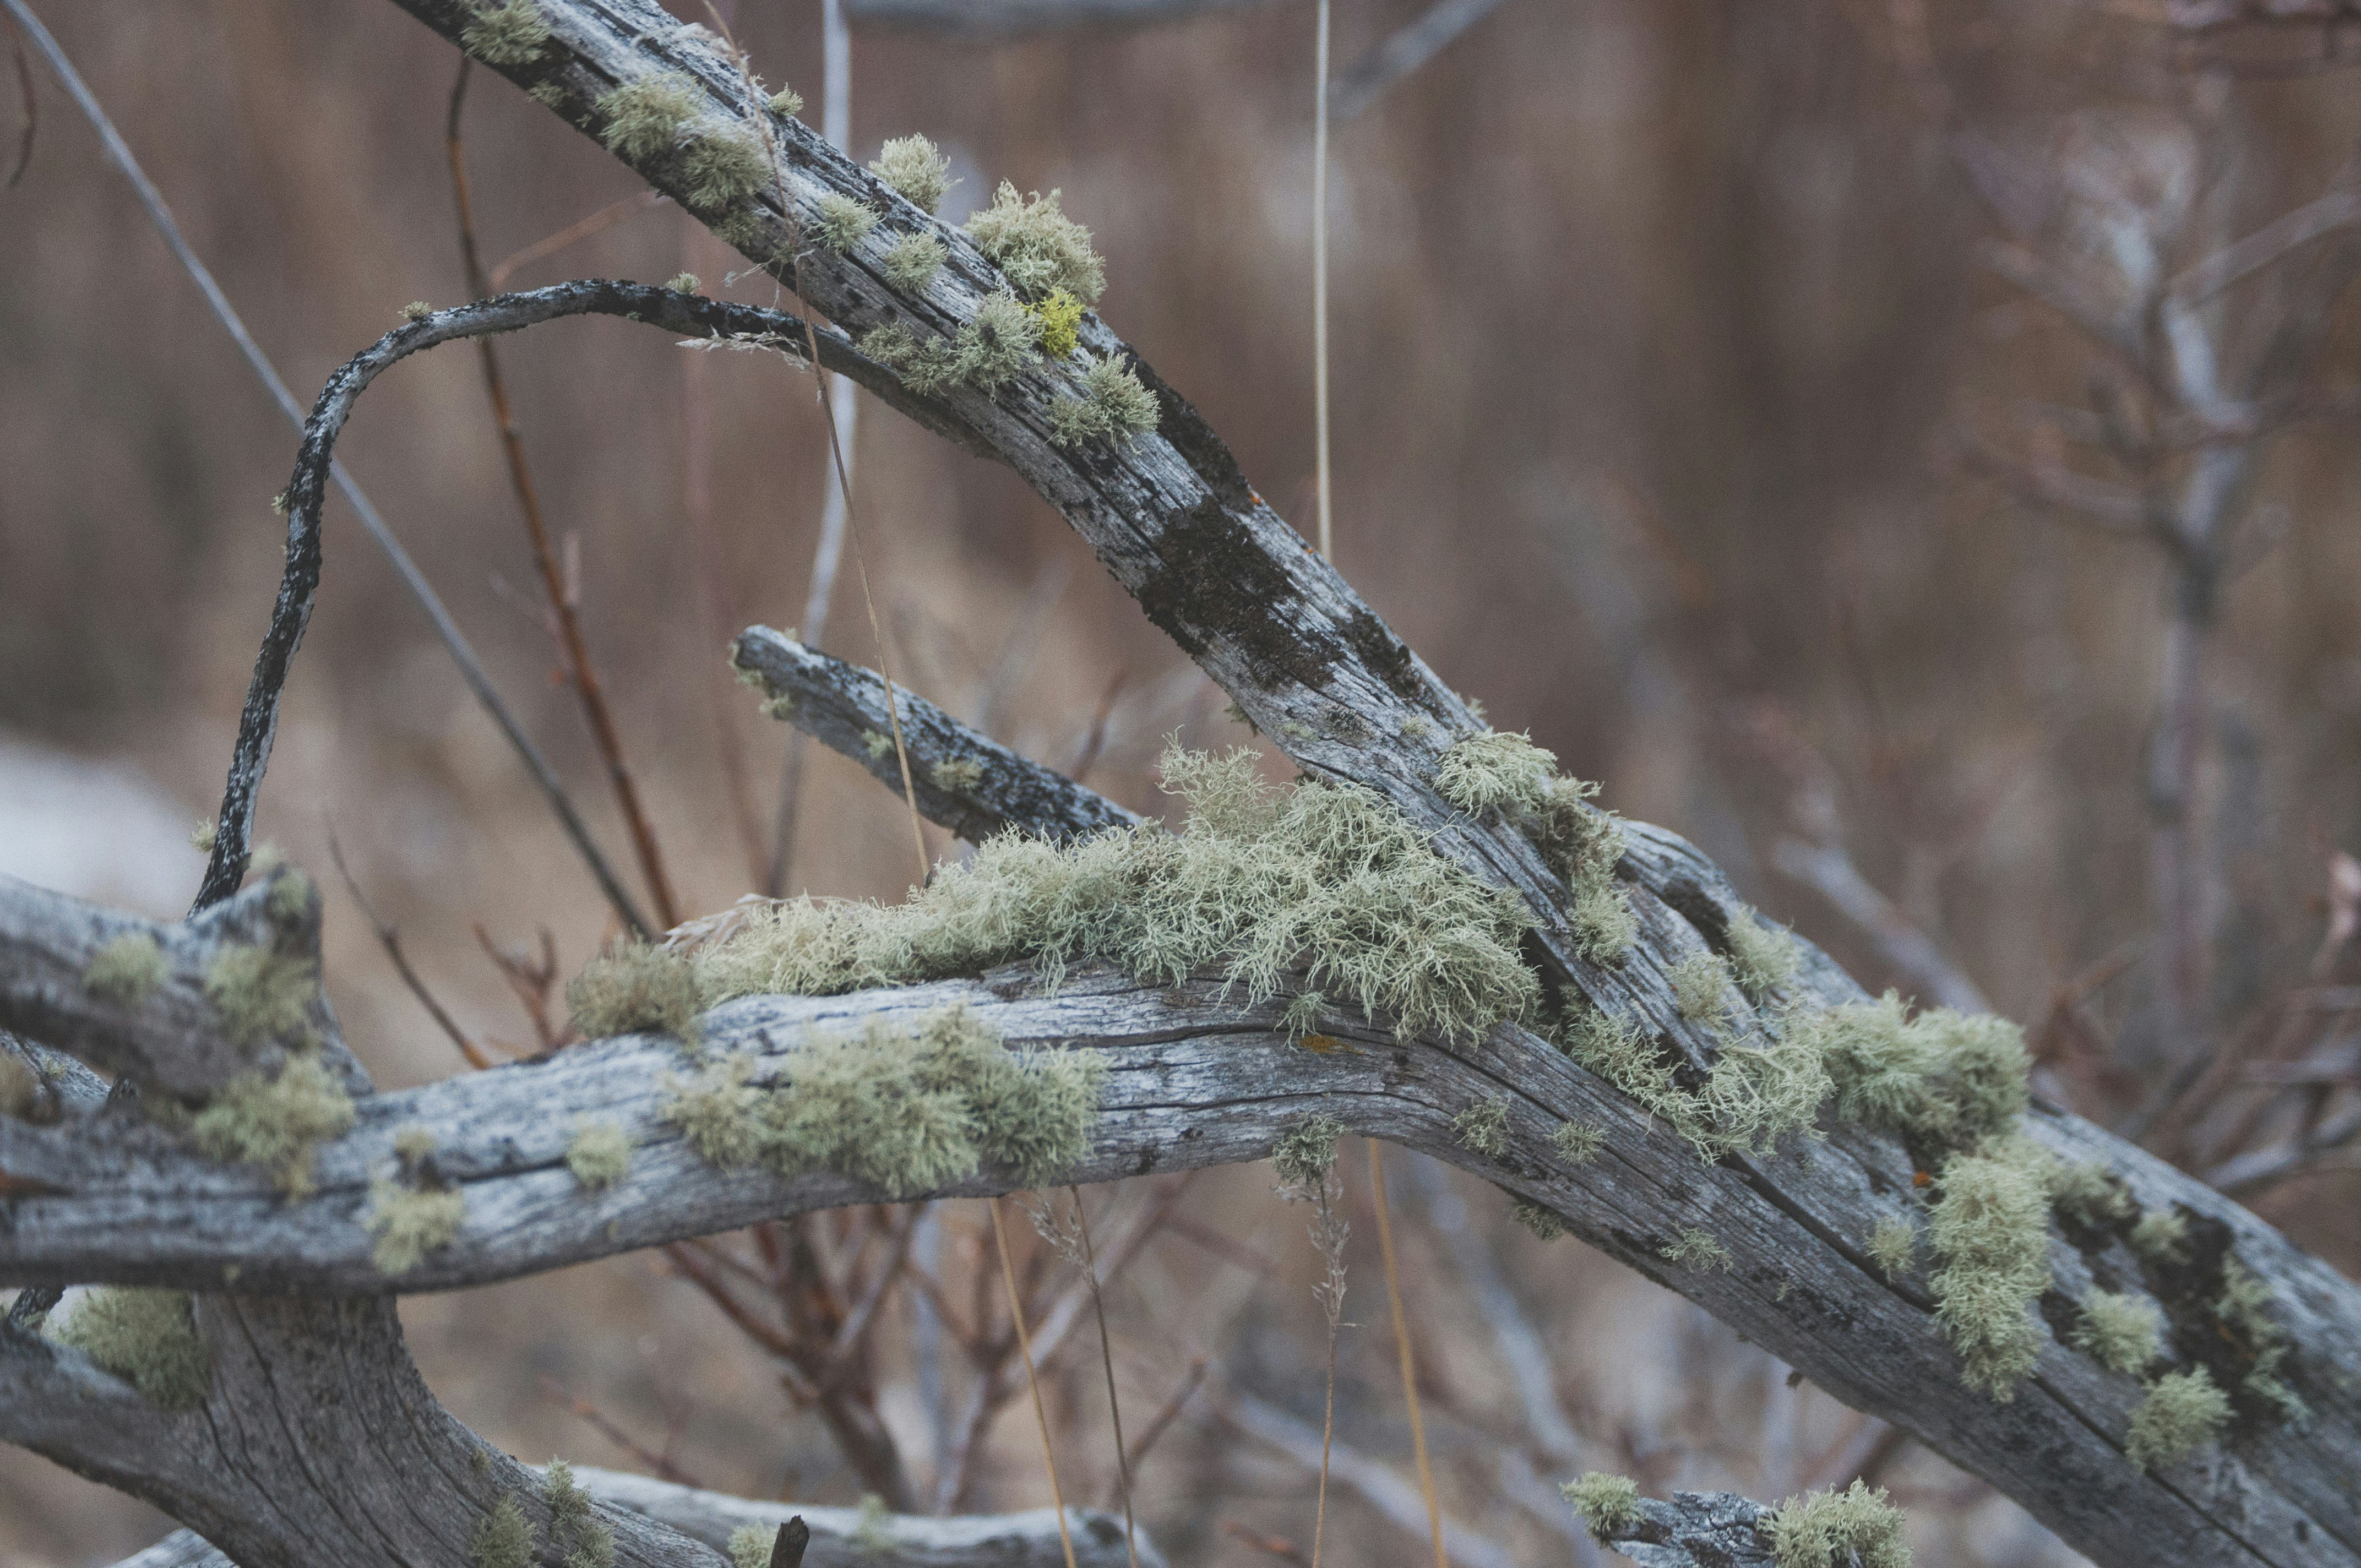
(192, 278), (987, 931)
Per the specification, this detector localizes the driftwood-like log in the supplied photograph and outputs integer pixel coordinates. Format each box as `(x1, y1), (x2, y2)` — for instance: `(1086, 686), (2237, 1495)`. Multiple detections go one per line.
(104, 1466), (1152, 1568)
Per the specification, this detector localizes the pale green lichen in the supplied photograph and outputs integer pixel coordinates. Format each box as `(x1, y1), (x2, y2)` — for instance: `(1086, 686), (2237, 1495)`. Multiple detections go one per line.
(85, 932), (166, 1008)
(567, 942), (701, 1042)
(683, 128), (770, 212)
(545, 1459), (614, 1568)
(2217, 1255), (2308, 1422)
(1785, 994), (2029, 1152)
(565, 1118), (633, 1191)
(1435, 730), (1556, 816)
(1924, 1137), (2051, 1401)
(1048, 355), (1158, 448)
(1452, 1097), (1511, 1157)
(1562, 999), (1830, 1162)
(813, 192), (882, 251)
(203, 943), (318, 1048)
(964, 182), (1105, 303)
(869, 134), (953, 214)
(367, 1179), (467, 1275)
(598, 72), (702, 161)
(864, 293), (1042, 396)
(1272, 1113), (1343, 1186)
(662, 1006), (1102, 1196)
(1669, 951), (1732, 1023)
(2125, 1366), (2231, 1471)
(882, 232), (946, 292)
(471, 1494), (537, 1568)
(693, 744), (1540, 1048)
(1660, 1225), (1733, 1272)
(265, 867), (314, 924)
(189, 819), (217, 851)
(1512, 1195), (1569, 1240)
(191, 1054), (356, 1195)
(463, 0), (550, 65)
(931, 757), (984, 793)
(402, 300), (434, 323)
(2049, 1160), (2137, 1231)
(1868, 1215), (1917, 1280)
(853, 1494), (890, 1555)
(667, 272), (701, 294)
(1279, 988), (1326, 1041)
(393, 1125), (439, 1164)
(530, 81), (571, 112)
(51, 1288), (210, 1410)
(768, 88), (804, 117)
(1726, 914), (1800, 998)
(1030, 287), (1085, 357)
(2129, 1207), (2189, 1262)
(1763, 1479), (1910, 1568)
(2074, 1289), (2162, 1376)
(1563, 1472), (1641, 1538)
(727, 1525), (774, 1568)
(1552, 1120), (1604, 1164)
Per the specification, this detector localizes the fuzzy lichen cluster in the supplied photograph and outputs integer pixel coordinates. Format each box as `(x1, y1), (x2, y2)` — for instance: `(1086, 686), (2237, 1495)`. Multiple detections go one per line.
(1511, 1195), (1569, 1240)
(863, 291), (1042, 397)
(768, 88), (804, 117)
(190, 1054), (356, 1195)
(1030, 288), (1085, 357)
(2049, 1160), (2137, 1231)
(1785, 995), (2028, 1151)
(567, 942), (702, 1042)
(1726, 914), (1800, 999)
(2129, 1207), (2189, 1262)
(1563, 1472), (1642, 1538)
(367, 1178), (468, 1275)
(596, 73), (769, 213)
(869, 133), (954, 214)
(51, 1288), (211, 1410)
(812, 192), (882, 252)
(1048, 354), (1159, 449)
(663, 1005), (1102, 1197)
(1924, 1139), (2053, 1401)
(565, 1118), (633, 1191)
(882, 232), (946, 292)
(463, 0), (550, 66)
(964, 182), (1106, 303)
(1562, 1001), (1831, 1163)
(1451, 1097), (1511, 1157)
(2217, 1256), (2308, 1421)
(692, 744), (1541, 1047)
(1271, 1113), (1343, 1187)
(203, 942), (318, 1048)
(727, 1525), (774, 1568)
(265, 867), (315, 925)
(2125, 1366), (2231, 1472)
(1552, 1120), (1604, 1164)
(2074, 1289), (2162, 1376)
(84, 932), (166, 1008)
(1660, 1224), (1733, 1272)
(1762, 1479), (1910, 1568)
(471, 1495), (536, 1568)
(931, 757), (985, 793)
(543, 1460), (617, 1568)
(1867, 1215), (1917, 1280)
(1669, 951), (1732, 1023)
(1431, 730), (1633, 961)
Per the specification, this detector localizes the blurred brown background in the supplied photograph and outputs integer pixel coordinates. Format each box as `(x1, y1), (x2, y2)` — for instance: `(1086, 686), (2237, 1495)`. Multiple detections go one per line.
(6, 1), (2361, 1564)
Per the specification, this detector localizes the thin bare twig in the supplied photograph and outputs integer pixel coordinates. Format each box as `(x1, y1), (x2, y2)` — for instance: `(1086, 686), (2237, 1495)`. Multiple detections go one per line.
(538, 1375), (710, 1489)
(989, 1198), (1080, 1568)
(0, 0), (650, 937)
(487, 189), (666, 290)
(449, 61), (683, 930)
(1368, 1140), (1450, 1568)
(4, 9), (31, 187)
(1069, 1189), (1139, 1568)
(1330, 0), (1512, 121)
(325, 831), (488, 1071)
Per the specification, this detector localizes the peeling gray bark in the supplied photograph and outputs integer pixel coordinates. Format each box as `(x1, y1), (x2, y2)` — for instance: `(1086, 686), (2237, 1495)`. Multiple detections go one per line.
(1587, 1491), (1781, 1568)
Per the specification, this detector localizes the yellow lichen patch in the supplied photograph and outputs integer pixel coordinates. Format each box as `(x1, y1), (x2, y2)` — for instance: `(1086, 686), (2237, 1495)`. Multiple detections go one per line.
(189, 1055), (355, 1195)
(202, 944), (318, 1049)
(366, 1179), (467, 1276)
(50, 1288), (210, 1410)
(84, 932), (166, 1008)
(2125, 1366), (2231, 1472)
(1563, 1472), (1641, 1538)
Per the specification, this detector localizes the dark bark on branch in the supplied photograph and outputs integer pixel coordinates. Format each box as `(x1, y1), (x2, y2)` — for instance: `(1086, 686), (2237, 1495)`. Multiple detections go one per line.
(731, 627), (1144, 845)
